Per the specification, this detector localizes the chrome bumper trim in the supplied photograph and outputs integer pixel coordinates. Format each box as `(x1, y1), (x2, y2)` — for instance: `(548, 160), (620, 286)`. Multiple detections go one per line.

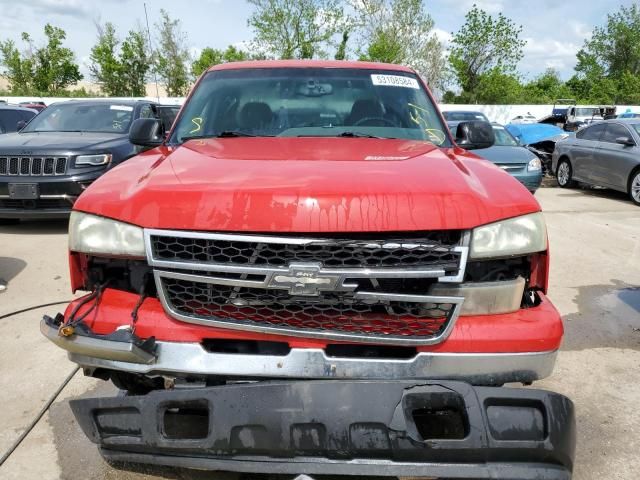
(41, 318), (557, 384)
(40, 320), (156, 364)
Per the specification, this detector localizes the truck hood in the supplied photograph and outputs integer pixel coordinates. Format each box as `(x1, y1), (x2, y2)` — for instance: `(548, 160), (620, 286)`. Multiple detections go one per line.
(0, 131), (127, 152)
(74, 137), (540, 232)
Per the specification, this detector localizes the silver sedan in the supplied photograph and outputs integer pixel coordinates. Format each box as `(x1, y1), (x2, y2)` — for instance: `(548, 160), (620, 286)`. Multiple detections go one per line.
(552, 118), (640, 205)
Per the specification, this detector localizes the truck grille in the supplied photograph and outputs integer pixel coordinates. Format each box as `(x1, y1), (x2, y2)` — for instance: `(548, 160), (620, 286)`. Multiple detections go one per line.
(0, 156), (68, 176)
(147, 230), (468, 345)
(151, 231), (463, 270)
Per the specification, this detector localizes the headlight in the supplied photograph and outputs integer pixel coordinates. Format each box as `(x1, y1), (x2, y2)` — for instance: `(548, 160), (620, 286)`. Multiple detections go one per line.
(75, 154), (112, 167)
(69, 212), (145, 257)
(470, 212), (547, 259)
(527, 157), (542, 171)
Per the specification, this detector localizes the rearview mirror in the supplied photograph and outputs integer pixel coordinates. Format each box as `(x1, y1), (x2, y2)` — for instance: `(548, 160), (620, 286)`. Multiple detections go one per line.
(455, 121), (495, 150)
(615, 136), (635, 146)
(129, 118), (164, 147)
(16, 120), (26, 131)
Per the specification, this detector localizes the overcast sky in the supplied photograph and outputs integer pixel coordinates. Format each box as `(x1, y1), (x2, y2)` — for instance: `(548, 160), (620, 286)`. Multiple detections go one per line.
(0, 0), (634, 82)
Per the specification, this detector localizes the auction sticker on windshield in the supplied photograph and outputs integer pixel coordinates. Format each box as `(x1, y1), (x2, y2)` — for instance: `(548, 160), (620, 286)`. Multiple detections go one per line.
(371, 74), (419, 89)
(110, 105), (134, 111)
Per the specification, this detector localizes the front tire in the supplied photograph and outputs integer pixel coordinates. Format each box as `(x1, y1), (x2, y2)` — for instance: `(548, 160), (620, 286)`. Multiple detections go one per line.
(629, 170), (640, 205)
(556, 159), (576, 188)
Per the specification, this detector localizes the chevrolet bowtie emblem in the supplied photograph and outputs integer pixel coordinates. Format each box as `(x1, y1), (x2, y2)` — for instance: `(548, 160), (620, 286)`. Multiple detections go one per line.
(268, 262), (343, 296)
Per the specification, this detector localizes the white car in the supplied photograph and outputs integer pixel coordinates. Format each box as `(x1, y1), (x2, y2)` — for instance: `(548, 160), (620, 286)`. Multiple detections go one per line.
(511, 113), (537, 124)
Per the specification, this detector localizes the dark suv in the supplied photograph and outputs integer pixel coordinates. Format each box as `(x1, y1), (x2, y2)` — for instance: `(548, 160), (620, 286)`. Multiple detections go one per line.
(0, 99), (163, 221)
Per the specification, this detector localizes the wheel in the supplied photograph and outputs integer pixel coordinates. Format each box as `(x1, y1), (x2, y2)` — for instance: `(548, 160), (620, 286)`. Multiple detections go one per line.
(556, 159), (576, 188)
(629, 170), (640, 205)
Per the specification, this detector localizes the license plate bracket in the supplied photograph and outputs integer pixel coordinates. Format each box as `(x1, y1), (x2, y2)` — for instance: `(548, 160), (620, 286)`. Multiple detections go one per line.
(8, 183), (39, 199)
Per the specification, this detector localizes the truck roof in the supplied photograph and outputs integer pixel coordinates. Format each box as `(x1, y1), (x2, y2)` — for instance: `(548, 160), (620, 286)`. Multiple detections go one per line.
(208, 59), (416, 73)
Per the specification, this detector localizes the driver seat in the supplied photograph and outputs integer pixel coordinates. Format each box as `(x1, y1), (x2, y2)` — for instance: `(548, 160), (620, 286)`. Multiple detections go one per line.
(345, 99), (384, 126)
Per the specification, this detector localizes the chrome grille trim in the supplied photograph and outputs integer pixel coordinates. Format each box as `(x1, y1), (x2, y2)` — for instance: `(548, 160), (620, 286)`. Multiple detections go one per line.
(144, 229), (469, 279)
(0, 156), (68, 176)
(145, 229), (469, 345)
(153, 270), (464, 345)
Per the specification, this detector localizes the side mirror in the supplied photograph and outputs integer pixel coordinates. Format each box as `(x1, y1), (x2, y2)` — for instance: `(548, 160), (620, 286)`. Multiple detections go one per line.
(615, 136), (635, 146)
(455, 121), (495, 150)
(16, 120), (26, 131)
(129, 118), (163, 147)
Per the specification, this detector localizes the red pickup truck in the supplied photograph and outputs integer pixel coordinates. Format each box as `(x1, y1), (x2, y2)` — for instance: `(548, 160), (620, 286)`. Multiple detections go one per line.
(42, 60), (575, 478)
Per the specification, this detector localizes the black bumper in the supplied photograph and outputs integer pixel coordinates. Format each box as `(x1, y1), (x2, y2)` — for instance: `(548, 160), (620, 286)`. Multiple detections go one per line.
(71, 380), (575, 478)
(0, 170), (102, 218)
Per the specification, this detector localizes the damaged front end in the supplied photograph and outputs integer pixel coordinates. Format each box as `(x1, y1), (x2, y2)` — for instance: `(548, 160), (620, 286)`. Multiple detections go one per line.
(70, 379), (575, 478)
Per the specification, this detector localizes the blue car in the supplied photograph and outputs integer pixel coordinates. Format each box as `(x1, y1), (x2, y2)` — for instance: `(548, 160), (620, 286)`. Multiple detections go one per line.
(475, 124), (543, 193)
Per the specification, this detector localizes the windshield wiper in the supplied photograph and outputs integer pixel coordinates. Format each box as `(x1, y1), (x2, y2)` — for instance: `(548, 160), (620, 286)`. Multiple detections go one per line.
(181, 130), (272, 142)
(298, 131), (390, 139)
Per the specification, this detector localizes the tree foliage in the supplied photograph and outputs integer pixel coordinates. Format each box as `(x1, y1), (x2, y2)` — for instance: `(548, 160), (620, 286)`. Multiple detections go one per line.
(154, 9), (191, 97)
(247, 0), (347, 59)
(90, 22), (151, 96)
(354, 0), (447, 90)
(573, 4), (640, 104)
(191, 45), (251, 78)
(0, 24), (82, 95)
(449, 5), (525, 100)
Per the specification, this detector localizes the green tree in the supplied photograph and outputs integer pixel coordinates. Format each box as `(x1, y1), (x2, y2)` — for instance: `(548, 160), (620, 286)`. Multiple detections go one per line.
(0, 25), (82, 95)
(334, 30), (349, 60)
(90, 23), (151, 96)
(191, 45), (250, 78)
(89, 22), (125, 96)
(449, 5), (525, 100)
(520, 69), (574, 104)
(576, 4), (640, 79)
(0, 34), (35, 94)
(247, 0), (346, 59)
(121, 29), (151, 96)
(32, 24), (83, 93)
(573, 4), (640, 104)
(354, 0), (447, 90)
(154, 9), (191, 96)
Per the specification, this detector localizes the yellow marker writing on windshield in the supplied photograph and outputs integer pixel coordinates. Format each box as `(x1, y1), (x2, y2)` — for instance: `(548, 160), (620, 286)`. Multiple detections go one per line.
(189, 117), (203, 134)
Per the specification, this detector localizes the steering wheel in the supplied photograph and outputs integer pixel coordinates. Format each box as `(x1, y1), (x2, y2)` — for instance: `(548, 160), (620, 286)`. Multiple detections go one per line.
(353, 116), (398, 127)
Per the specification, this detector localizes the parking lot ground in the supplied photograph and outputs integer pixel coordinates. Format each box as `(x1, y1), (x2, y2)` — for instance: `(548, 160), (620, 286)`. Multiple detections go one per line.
(0, 185), (639, 479)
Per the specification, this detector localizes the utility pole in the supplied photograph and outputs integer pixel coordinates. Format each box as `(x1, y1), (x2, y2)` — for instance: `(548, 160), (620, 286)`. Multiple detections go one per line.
(144, 3), (160, 102)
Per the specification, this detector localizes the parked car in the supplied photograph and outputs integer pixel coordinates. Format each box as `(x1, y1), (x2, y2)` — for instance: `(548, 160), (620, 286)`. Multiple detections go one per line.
(475, 123), (542, 192)
(552, 118), (640, 205)
(0, 99), (164, 220)
(18, 101), (47, 112)
(42, 60), (575, 479)
(0, 105), (37, 133)
(510, 113), (537, 124)
(441, 110), (489, 131)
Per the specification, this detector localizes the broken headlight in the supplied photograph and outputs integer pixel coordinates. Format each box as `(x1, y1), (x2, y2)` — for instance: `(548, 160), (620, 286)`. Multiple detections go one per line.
(69, 211), (145, 258)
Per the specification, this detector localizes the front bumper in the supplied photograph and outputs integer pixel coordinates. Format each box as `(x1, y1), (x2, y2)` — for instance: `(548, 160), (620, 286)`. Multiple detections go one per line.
(0, 170), (102, 218)
(41, 316), (557, 385)
(71, 380), (575, 478)
(512, 172), (543, 192)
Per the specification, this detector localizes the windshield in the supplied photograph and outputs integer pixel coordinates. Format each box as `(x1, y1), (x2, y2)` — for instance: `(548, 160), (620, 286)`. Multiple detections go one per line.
(442, 111), (488, 122)
(492, 126), (519, 146)
(171, 68), (449, 145)
(575, 108), (599, 117)
(23, 102), (134, 133)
